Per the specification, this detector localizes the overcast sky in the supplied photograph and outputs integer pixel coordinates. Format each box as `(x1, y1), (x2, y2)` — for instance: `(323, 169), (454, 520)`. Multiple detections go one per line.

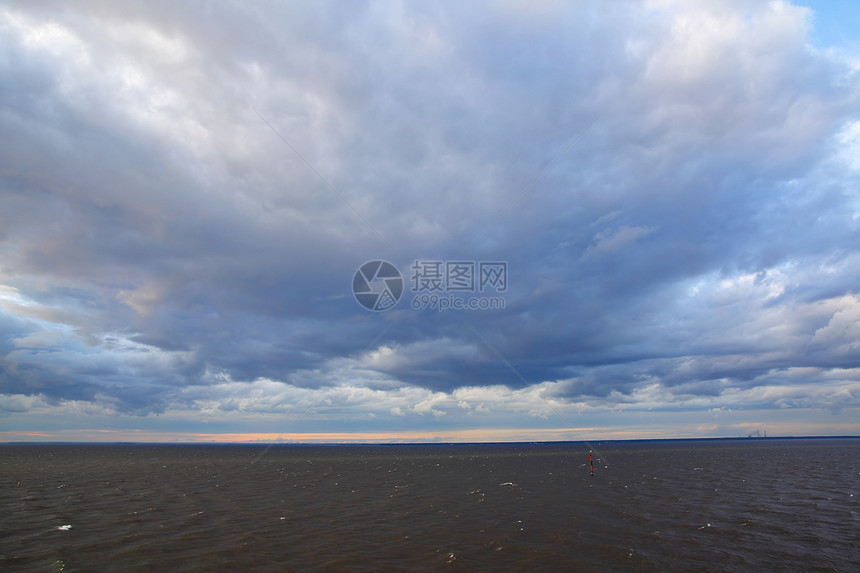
(1, 0), (858, 443)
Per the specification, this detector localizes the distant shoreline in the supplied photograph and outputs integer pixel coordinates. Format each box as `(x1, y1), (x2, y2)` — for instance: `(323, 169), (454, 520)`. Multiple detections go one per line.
(2, 435), (858, 446)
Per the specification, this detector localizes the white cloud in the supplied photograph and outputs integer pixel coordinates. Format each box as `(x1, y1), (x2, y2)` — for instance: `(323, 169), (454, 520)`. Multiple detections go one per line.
(0, 393), (49, 414)
(11, 331), (63, 348)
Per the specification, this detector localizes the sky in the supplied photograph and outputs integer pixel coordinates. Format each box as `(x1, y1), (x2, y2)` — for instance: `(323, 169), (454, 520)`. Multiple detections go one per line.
(1, 0), (858, 443)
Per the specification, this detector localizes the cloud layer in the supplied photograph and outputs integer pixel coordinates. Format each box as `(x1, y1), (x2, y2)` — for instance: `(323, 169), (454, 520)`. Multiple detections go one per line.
(1, 0), (858, 440)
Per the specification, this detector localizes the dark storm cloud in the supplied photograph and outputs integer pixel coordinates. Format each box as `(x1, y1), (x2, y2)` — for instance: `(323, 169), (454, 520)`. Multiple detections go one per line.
(0, 0), (858, 423)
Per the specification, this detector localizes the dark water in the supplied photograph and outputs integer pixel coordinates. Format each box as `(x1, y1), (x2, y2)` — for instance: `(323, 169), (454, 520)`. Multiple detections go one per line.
(1, 438), (857, 572)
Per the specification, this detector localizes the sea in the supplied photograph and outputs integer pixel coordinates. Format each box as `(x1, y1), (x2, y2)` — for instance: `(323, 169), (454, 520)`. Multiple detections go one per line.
(1, 438), (857, 572)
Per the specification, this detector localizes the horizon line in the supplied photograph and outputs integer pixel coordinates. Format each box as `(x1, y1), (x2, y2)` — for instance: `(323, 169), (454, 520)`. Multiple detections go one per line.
(3, 435), (858, 446)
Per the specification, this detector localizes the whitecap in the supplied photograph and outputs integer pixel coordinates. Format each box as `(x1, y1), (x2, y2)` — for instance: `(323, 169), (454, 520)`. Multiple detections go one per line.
(57, 525), (72, 531)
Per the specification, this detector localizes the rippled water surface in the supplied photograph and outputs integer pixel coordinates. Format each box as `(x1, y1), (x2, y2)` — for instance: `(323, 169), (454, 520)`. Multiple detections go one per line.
(2, 438), (858, 571)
